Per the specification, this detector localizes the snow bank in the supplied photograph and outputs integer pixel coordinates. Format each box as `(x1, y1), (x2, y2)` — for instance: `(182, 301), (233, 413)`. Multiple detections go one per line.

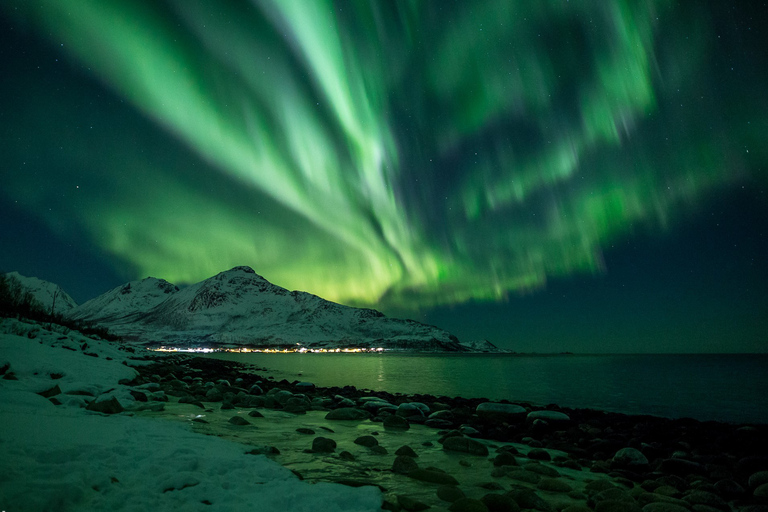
(0, 319), (381, 511)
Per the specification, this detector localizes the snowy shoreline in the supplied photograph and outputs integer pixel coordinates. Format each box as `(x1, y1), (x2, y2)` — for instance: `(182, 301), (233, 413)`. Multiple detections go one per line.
(2, 318), (768, 512)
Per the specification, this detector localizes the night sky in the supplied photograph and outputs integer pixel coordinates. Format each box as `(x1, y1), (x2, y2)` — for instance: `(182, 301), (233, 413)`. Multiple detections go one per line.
(1, 1), (766, 353)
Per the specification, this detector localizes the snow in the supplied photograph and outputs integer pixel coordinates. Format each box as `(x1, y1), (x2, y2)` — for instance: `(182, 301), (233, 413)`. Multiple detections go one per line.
(0, 318), (381, 511)
(3, 271), (78, 314)
(68, 266), (464, 351)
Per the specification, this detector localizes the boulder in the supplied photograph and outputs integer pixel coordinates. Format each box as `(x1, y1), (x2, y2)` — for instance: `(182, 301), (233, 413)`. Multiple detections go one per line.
(353, 435), (378, 447)
(407, 469), (459, 486)
(227, 416), (250, 426)
(613, 448), (649, 468)
(393, 455), (419, 475)
(438, 485), (466, 503)
(86, 397), (123, 414)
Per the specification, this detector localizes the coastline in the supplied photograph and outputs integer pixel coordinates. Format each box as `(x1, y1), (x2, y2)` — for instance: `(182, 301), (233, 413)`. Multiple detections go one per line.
(134, 352), (768, 511)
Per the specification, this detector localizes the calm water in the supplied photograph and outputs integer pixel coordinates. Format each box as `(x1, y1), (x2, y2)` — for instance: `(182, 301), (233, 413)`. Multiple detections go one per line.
(203, 353), (768, 424)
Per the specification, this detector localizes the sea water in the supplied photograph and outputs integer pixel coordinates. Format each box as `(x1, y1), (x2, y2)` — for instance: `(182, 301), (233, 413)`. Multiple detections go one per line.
(201, 352), (768, 425)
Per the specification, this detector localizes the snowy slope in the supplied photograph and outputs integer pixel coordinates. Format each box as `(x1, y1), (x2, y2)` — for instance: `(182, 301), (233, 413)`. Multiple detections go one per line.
(3, 271), (78, 314)
(69, 277), (179, 323)
(0, 318), (381, 511)
(72, 266), (465, 350)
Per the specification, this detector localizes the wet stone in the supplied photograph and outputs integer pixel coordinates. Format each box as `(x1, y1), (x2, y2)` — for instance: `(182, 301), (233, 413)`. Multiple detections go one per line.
(383, 415), (410, 430)
(227, 416), (250, 426)
(354, 435), (378, 447)
(537, 477), (573, 493)
(506, 470), (542, 484)
(641, 503), (690, 512)
(296, 428), (315, 435)
(325, 408), (370, 421)
(247, 410), (264, 417)
(311, 437), (336, 453)
(393, 455), (419, 475)
(595, 500), (642, 512)
(527, 449), (552, 461)
(398, 495), (430, 512)
(396, 445), (418, 458)
(407, 468), (459, 486)
(494, 451), (519, 467)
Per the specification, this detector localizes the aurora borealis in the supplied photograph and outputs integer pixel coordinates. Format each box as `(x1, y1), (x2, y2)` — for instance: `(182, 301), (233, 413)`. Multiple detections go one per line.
(1, 1), (766, 352)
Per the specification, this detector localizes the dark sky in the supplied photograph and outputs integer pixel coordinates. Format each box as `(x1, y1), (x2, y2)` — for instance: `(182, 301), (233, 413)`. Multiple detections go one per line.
(1, 1), (766, 353)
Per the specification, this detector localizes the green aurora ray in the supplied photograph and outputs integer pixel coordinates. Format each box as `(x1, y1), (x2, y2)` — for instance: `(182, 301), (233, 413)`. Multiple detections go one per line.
(2, 1), (766, 311)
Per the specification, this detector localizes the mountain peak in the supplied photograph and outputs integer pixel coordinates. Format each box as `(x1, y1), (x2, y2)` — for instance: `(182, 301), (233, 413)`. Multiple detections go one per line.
(227, 266), (256, 275)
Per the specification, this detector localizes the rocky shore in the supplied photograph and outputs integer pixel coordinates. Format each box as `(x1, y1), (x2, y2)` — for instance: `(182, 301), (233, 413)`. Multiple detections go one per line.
(125, 353), (768, 512)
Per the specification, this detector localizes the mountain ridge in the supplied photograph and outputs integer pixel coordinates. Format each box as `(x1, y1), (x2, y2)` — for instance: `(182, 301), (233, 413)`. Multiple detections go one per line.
(68, 266), (472, 351)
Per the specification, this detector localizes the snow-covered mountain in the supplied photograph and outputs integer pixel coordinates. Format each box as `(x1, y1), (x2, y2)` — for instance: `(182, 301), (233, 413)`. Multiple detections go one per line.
(69, 277), (179, 324)
(2, 271), (78, 315)
(457, 339), (507, 353)
(69, 266), (467, 351)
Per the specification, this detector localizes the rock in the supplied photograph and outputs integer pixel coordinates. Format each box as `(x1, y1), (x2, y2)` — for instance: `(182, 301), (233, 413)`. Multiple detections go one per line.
(396, 445), (418, 458)
(37, 385), (62, 398)
(737, 457), (768, 476)
(205, 388), (223, 402)
(248, 410), (264, 417)
(755, 483), (768, 499)
(482, 493), (520, 512)
(429, 410), (455, 421)
(295, 382), (315, 391)
(713, 479), (744, 498)
(595, 500), (642, 512)
(339, 451), (355, 461)
(507, 470), (542, 484)
(221, 402), (235, 410)
(296, 428), (315, 435)
(397, 403), (427, 417)
(398, 495), (430, 511)
(659, 459), (706, 477)
(494, 451), (519, 467)
(427, 418), (455, 429)
(683, 491), (728, 510)
(450, 497), (490, 512)
(527, 411), (570, 423)
(592, 488), (635, 504)
(636, 493), (689, 508)
(227, 416), (250, 426)
(524, 463), (560, 477)
(537, 478), (572, 493)
(505, 489), (554, 512)
(393, 455), (419, 475)
(370, 445), (388, 455)
(641, 504), (690, 512)
(383, 414), (410, 430)
(562, 507), (593, 512)
(480, 482), (505, 491)
(408, 468), (459, 486)
(586, 481), (619, 494)
(325, 408), (370, 421)
(354, 435), (378, 447)
(751, 471), (768, 489)
(614, 448), (649, 468)
(438, 485), (466, 503)
(311, 437), (336, 453)
(248, 384), (263, 395)
(476, 402), (527, 420)
(527, 449), (552, 461)
(461, 426), (481, 436)
(443, 436), (489, 456)
(86, 397), (123, 414)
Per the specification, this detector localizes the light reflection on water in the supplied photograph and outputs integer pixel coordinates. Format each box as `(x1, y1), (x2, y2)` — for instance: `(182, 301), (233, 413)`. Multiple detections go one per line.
(201, 352), (768, 424)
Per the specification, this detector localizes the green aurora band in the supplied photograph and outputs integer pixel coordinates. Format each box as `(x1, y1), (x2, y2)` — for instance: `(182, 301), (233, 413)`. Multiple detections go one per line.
(2, 1), (766, 311)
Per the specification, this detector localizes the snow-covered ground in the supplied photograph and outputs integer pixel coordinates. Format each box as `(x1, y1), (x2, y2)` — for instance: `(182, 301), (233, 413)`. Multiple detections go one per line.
(0, 318), (381, 511)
